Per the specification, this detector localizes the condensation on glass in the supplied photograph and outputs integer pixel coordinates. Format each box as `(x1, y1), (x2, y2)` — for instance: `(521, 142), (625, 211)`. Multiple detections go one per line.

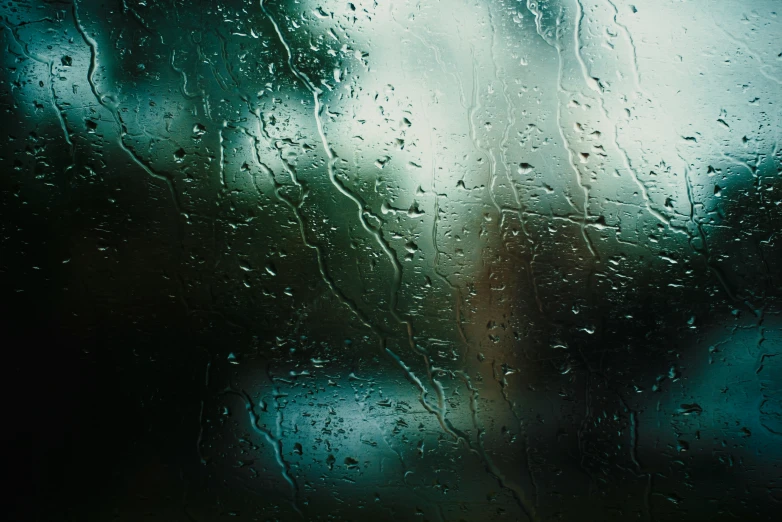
(1, 0), (781, 520)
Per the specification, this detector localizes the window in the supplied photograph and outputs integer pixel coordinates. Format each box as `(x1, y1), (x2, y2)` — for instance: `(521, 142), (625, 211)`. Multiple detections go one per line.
(2, 1), (781, 520)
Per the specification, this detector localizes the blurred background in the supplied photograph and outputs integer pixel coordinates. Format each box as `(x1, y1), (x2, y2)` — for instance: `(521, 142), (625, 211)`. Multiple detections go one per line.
(1, 0), (781, 520)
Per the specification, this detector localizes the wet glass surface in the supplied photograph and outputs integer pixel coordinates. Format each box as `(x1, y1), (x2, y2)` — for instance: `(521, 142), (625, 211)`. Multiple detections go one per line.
(2, 1), (782, 520)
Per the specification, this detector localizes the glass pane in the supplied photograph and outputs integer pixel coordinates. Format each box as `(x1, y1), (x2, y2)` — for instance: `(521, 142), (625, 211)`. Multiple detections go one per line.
(2, 1), (781, 520)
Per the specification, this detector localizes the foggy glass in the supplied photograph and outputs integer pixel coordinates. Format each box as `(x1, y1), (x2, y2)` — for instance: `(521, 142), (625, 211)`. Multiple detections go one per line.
(2, 0), (781, 521)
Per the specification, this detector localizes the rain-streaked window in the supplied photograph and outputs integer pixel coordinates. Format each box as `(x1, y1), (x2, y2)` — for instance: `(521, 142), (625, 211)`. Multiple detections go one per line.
(2, 1), (781, 520)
